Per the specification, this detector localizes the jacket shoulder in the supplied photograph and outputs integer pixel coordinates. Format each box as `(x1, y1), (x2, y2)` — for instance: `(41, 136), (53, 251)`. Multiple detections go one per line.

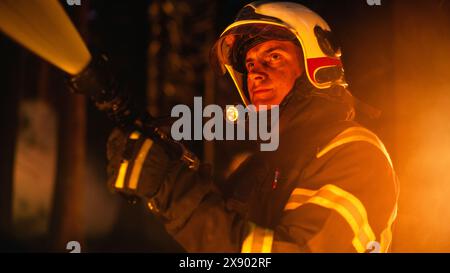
(303, 126), (395, 181)
(280, 126), (399, 253)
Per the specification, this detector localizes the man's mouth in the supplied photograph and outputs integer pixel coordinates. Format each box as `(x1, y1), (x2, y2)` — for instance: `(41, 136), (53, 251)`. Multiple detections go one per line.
(252, 88), (272, 96)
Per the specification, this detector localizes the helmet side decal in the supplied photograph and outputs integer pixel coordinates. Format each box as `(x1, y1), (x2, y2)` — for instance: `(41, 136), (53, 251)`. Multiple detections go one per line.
(307, 57), (343, 86)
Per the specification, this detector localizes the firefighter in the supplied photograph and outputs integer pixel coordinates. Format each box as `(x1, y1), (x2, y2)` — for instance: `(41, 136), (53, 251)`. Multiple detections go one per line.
(106, 1), (399, 252)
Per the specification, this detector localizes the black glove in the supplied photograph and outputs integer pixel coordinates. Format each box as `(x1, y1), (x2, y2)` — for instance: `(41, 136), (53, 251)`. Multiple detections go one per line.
(106, 127), (172, 201)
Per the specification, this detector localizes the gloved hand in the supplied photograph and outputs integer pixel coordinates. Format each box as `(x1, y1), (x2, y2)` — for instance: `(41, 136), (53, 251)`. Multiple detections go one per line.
(106, 127), (172, 201)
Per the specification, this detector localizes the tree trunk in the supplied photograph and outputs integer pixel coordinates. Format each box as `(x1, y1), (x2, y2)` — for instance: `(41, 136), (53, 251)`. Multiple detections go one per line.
(49, 2), (89, 252)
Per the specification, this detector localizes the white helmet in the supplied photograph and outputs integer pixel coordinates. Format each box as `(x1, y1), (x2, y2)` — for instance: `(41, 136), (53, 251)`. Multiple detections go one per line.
(211, 1), (347, 106)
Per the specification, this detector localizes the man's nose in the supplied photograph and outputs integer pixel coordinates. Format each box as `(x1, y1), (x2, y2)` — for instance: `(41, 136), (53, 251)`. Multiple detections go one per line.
(248, 62), (267, 82)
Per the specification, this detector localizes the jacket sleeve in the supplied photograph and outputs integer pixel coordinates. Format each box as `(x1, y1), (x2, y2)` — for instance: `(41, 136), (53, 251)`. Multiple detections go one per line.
(269, 140), (399, 253)
(108, 129), (257, 252)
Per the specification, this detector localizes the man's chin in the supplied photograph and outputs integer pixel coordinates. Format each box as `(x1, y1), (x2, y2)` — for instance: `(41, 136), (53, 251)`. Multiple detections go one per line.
(250, 96), (280, 111)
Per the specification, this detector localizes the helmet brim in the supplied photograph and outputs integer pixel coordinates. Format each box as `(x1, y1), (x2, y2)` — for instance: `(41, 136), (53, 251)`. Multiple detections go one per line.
(210, 23), (298, 75)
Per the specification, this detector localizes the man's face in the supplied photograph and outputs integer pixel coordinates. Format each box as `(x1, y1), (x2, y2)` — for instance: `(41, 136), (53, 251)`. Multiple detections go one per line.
(245, 40), (304, 109)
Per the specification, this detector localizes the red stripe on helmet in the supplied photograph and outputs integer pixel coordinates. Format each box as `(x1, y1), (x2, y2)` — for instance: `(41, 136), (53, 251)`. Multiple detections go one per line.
(307, 57), (342, 84)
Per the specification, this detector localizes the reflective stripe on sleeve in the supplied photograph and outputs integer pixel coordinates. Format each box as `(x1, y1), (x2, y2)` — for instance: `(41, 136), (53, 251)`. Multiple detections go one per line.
(128, 138), (153, 190)
(241, 222), (274, 253)
(284, 184), (376, 253)
(114, 160), (129, 189)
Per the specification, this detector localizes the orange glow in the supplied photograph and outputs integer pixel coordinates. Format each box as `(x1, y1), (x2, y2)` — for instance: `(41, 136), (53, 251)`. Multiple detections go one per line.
(390, 1), (450, 252)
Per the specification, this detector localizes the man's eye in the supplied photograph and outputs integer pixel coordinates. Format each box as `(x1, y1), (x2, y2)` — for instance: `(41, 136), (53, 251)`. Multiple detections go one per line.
(246, 62), (254, 70)
(270, 53), (281, 61)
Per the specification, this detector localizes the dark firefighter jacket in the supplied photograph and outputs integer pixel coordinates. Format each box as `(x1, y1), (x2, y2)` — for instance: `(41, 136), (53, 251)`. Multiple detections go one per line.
(107, 75), (399, 253)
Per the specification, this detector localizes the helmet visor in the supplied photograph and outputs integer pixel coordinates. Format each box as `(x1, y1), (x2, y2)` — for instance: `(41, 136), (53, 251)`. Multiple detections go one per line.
(210, 23), (297, 75)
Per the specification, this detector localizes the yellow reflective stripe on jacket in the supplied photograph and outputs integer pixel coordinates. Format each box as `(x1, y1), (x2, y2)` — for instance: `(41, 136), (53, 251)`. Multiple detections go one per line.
(284, 184), (376, 253)
(315, 126), (398, 252)
(241, 222), (274, 253)
(128, 138), (153, 190)
(113, 131), (153, 191)
(316, 126), (393, 168)
(129, 131), (141, 140)
(114, 160), (129, 189)
(380, 203), (397, 253)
